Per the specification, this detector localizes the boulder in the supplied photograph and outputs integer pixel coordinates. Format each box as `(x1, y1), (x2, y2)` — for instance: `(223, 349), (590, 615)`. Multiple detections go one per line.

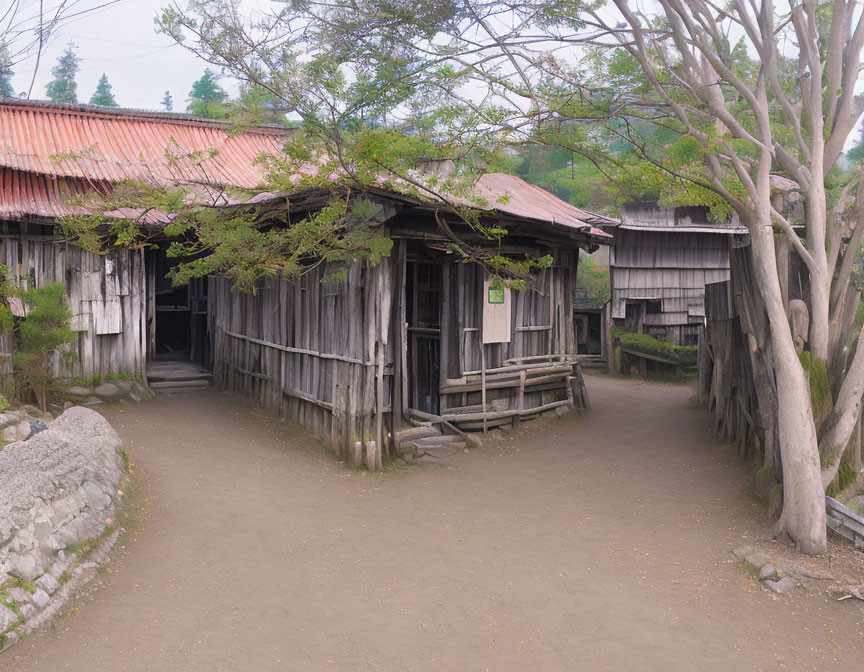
(28, 418), (48, 436)
(764, 576), (797, 595)
(31, 588), (50, 608)
(15, 420), (31, 441)
(0, 604), (18, 631)
(743, 552), (772, 576)
(758, 563), (778, 580)
(94, 383), (120, 400)
(6, 587), (32, 603)
(0, 406), (123, 584)
(35, 573), (59, 595)
(65, 386), (93, 400)
(116, 381), (134, 395)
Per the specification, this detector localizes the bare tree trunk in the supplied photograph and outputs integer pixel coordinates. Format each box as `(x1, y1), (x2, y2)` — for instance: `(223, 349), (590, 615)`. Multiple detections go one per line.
(821, 324), (864, 488)
(750, 219), (827, 554)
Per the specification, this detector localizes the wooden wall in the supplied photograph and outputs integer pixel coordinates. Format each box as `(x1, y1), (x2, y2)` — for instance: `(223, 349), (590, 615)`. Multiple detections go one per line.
(610, 228), (733, 341)
(209, 242), (589, 465)
(209, 254), (397, 469)
(0, 222), (148, 383)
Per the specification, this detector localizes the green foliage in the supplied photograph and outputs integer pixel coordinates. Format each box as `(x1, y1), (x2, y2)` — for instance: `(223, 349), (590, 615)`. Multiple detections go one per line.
(187, 69), (229, 118)
(0, 265), (13, 333)
(612, 328), (698, 366)
(487, 145), (608, 210)
(0, 42), (14, 99)
(45, 44), (80, 103)
(0, 393), (7, 413)
(12, 283), (76, 409)
(161, 90), (173, 112)
(576, 254), (609, 307)
(89, 73), (118, 107)
(797, 351), (832, 422)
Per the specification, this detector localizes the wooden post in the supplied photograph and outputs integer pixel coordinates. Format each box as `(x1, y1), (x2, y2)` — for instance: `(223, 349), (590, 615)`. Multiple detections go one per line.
(481, 342), (488, 434)
(389, 243), (405, 456)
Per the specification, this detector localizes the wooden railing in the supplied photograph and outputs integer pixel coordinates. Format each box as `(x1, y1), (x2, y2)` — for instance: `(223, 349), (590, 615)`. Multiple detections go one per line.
(826, 496), (864, 549)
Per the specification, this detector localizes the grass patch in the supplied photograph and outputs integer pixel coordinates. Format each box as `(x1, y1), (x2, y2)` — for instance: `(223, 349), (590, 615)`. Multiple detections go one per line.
(612, 328), (698, 367)
(64, 538), (97, 557)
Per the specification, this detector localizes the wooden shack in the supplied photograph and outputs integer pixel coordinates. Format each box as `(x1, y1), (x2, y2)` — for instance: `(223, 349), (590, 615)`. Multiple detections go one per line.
(208, 177), (614, 467)
(0, 99), (288, 390)
(0, 100), (615, 467)
(604, 205), (745, 346)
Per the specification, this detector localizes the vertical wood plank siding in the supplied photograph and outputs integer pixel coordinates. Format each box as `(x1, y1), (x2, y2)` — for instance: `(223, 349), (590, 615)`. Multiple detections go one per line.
(209, 256), (396, 468)
(209, 247), (585, 461)
(0, 224), (147, 381)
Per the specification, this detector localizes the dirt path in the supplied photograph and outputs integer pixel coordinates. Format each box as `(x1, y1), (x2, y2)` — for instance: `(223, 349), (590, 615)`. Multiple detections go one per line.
(4, 375), (863, 671)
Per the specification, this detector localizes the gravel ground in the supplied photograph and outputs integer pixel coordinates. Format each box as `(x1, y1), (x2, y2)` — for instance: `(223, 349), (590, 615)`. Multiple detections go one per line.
(4, 373), (864, 671)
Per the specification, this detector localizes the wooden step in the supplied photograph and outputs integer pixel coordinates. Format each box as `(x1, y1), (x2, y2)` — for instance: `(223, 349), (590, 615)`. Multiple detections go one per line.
(149, 379), (211, 395)
(409, 435), (462, 447)
(396, 426), (442, 444)
(421, 443), (465, 458)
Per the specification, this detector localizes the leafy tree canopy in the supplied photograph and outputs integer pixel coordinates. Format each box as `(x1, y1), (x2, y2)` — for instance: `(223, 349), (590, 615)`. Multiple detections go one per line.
(0, 42), (14, 98)
(45, 44), (80, 103)
(89, 73), (118, 107)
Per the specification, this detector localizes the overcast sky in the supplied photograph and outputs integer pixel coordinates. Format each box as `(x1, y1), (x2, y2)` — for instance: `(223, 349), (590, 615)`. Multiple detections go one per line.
(7, 0), (239, 111)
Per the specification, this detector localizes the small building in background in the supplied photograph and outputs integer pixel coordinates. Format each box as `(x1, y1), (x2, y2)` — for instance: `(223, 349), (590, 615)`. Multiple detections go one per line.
(603, 204), (745, 346)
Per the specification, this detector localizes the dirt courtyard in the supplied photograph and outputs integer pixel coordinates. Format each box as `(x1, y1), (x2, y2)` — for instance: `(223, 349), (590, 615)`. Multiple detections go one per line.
(4, 374), (864, 671)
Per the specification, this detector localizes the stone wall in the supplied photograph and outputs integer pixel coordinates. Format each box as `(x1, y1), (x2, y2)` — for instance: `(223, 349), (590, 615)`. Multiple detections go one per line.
(0, 406), (126, 649)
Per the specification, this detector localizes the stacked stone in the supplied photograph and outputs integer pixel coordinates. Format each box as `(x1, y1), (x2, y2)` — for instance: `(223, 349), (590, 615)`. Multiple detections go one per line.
(0, 407), (126, 646)
(0, 407), (49, 444)
(64, 380), (151, 406)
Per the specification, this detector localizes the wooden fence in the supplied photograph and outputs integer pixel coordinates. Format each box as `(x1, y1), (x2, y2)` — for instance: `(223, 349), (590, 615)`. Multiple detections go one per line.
(826, 497), (864, 549)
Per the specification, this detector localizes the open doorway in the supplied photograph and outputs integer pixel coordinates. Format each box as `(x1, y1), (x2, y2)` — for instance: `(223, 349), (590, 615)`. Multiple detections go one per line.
(148, 249), (211, 370)
(406, 261), (442, 415)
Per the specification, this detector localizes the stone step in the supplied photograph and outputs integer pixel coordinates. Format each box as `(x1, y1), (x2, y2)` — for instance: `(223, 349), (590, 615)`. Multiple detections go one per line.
(420, 443), (466, 459)
(149, 379), (210, 395)
(146, 366), (213, 382)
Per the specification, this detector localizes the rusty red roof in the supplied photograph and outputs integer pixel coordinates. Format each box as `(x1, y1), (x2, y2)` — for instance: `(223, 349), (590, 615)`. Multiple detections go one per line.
(0, 100), (615, 244)
(0, 166), (92, 219)
(0, 99), (288, 189)
(472, 173), (614, 239)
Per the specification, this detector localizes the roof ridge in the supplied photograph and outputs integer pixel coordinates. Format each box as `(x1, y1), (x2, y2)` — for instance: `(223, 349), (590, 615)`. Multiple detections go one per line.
(0, 98), (293, 136)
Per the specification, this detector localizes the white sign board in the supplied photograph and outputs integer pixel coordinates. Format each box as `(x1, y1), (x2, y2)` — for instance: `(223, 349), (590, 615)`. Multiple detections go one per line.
(482, 279), (511, 344)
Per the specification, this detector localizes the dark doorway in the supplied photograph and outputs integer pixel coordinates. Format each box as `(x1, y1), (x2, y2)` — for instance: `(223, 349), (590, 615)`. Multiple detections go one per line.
(149, 249), (211, 369)
(406, 261), (442, 414)
(624, 301), (645, 333)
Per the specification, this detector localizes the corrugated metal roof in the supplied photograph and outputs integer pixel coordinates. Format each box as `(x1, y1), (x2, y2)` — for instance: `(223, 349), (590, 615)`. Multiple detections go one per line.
(0, 99), (288, 188)
(0, 166), (91, 218)
(0, 101), (616, 244)
(471, 173), (616, 238)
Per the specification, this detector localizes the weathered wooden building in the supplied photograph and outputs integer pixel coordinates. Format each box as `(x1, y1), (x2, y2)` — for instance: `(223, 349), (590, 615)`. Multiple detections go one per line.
(208, 177), (614, 467)
(604, 205), (745, 345)
(0, 99), (288, 387)
(0, 100), (615, 466)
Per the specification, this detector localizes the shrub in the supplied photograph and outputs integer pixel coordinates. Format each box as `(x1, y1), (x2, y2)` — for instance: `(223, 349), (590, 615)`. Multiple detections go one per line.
(613, 328), (698, 367)
(12, 283), (76, 410)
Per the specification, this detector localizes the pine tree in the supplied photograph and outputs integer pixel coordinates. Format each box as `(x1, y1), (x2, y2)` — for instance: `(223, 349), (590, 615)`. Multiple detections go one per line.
(161, 90), (173, 111)
(187, 69), (229, 118)
(89, 73), (118, 107)
(45, 44), (80, 103)
(0, 43), (14, 99)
